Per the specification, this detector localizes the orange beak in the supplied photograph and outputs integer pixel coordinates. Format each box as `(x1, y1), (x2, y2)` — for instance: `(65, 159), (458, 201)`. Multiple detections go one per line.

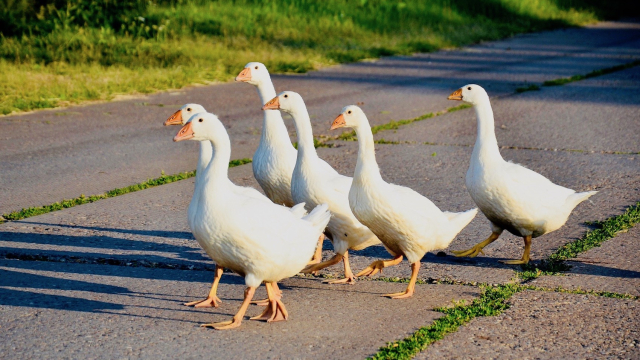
(164, 109), (183, 126)
(448, 88), (463, 101)
(174, 121), (195, 142)
(262, 96), (280, 110)
(330, 114), (346, 130)
(235, 67), (252, 82)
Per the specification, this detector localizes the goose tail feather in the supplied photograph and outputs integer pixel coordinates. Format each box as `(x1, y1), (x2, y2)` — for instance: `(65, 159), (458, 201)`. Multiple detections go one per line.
(289, 202), (308, 218)
(566, 190), (597, 210)
(443, 208), (479, 246)
(303, 203), (331, 234)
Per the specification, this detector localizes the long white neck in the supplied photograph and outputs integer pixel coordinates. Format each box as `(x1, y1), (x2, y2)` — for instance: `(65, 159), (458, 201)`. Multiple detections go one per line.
(256, 81), (293, 148)
(289, 105), (318, 161)
(353, 121), (383, 184)
(188, 140), (214, 230)
(256, 81), (277, 105)
(471, 99), (504, 166)
(195, 140), (213, 187)
(201, 133), (231, 187)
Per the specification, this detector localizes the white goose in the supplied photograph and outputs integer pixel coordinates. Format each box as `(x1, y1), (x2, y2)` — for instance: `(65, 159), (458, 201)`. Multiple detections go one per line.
(263, 92), (381, 284)
(174, 112), (331, 330)
(235, 62), (297, 206)
(330, 106), (478, 298)
(165, 104), (306, 308)
(236, 63), (324, 264)
(447, 84), (597, 264)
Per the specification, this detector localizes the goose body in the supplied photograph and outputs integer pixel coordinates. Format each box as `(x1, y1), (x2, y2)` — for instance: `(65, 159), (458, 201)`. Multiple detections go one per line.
(466, 155), (592, 238)
(174, 112), (330, 329)
(263, 92), (381, 284)
(331, 106), (477, 298)
(164, 104), (305, 309)
(448, 84), (597, 264)
(236, 62), (297, 207)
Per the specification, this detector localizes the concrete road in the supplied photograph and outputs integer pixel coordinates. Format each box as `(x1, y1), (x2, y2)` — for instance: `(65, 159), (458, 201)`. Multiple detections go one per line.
(0, 19), (639, 359)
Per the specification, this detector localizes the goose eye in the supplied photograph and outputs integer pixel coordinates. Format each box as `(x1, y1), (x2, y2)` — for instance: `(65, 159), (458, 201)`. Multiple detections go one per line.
(467, 87), (471, 90)
(284, 94), (288, 98)
(347, 110), (352, 114)
(198, 118), (203, 122)
(255, 66), (258, 70)
(187, 108), (191, 112)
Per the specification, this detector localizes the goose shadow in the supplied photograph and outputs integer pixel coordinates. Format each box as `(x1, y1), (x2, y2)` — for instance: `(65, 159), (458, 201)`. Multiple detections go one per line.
(347, 243), (640, 280)
(17, 220), (193, 240)
(0, 268), (128, 312)
(0, 230), (209, 262)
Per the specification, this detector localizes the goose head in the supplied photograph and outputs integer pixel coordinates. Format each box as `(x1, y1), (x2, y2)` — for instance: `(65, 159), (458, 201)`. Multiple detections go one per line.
(235, 62), (271, 86)
(447, 84), (488, 105)
(173, 112), (226, 143)
(164, 103), (207, 126)
(330, 105), (368, 130)
(262, 91), (304, 114)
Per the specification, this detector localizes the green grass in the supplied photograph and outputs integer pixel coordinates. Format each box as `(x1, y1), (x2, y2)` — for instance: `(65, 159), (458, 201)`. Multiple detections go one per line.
(1, 0), (627, 115)
(0, 158), (252, 223)
(522, 284), (639, 300)
(515, 59), (640, 94)
(515, 84), (541, 93)
(371, 284), (522, 360)
(517, 202), (640, 281)
(542, 59), (640, 86)
(292, 137), (334, 149)
(551, 202), (640, 261)
(374, 138), (402, 145)
(370, 276), (638, 359)
(337, 104), (472, 141)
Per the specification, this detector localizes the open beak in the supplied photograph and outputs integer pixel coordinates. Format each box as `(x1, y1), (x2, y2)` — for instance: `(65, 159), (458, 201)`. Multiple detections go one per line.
(174, 122), (195, 142)
(448, 88), (463, 101)
(262, 96), (280, 110)
(330, 114), (346, 130)
(164, 110), (183, 126)
(235, 67), (251, 82)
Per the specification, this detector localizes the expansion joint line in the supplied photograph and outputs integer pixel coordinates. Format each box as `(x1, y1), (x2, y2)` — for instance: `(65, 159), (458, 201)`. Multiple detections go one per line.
(320, 59), (640, 155)
(0, 158), (253, 223)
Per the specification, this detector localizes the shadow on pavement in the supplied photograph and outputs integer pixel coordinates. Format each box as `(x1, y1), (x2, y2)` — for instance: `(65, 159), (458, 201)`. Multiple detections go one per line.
(0, 268), (128, 311)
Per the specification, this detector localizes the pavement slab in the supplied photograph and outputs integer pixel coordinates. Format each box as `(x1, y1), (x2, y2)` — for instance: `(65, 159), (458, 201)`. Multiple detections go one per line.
(2, 141), (636, 288)
(530, 226), (640, 297)
(0, 259), (481, 359)
(416, 290), (639, 359)
(2, 20), (639, 214)
(371, 65), (640, 154)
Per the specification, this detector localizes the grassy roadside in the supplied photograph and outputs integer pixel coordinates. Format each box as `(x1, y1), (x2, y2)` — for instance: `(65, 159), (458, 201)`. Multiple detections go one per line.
(0, 0), (627, 115)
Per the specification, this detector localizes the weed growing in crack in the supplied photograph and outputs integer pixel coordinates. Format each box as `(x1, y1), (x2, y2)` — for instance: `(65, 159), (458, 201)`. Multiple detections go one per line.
(515, 202), (640, 281)
(371, 284), (522, 360)
(543, 60), (640, 86)
(515, 84), (541, 93)
(1, 158), (253, 222)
